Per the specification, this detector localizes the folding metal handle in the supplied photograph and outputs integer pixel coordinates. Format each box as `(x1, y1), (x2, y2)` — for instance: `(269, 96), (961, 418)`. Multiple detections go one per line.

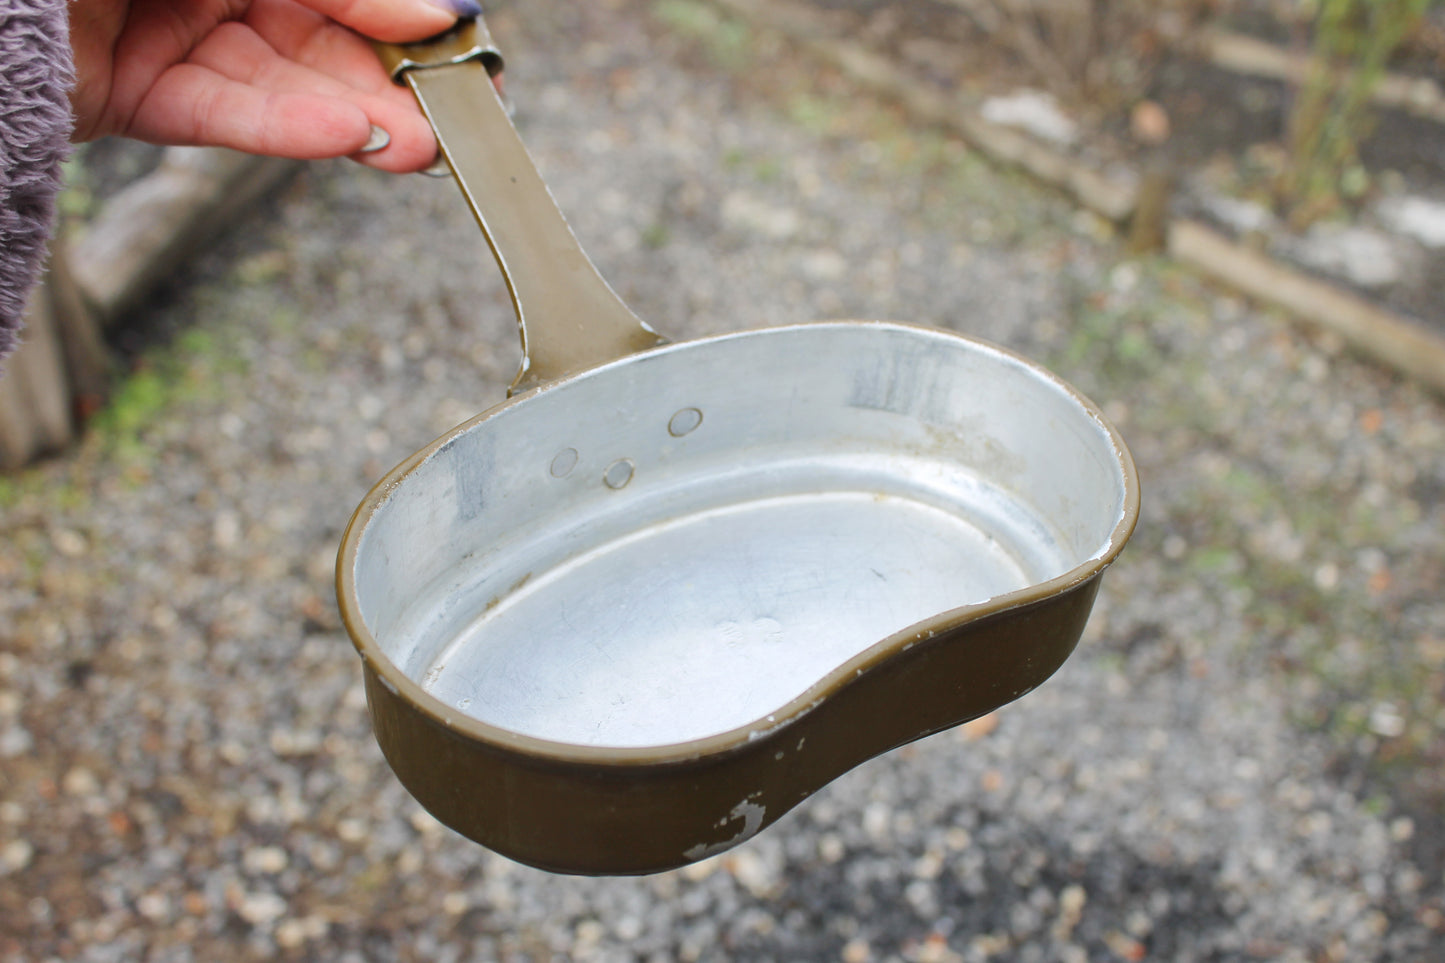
(373, 18), (504, 81)
(372, 19), (665, 395)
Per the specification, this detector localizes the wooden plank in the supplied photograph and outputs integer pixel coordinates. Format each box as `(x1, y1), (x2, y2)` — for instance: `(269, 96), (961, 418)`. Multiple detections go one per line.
(1169, 219), (1445, 396)
(1200, 29), (1445, 126)
(0, 283), (74, 469)
(69, 147), (299, 324)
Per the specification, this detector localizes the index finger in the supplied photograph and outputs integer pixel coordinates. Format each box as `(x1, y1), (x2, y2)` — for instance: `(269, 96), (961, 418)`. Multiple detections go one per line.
(290, 0), (479, 43)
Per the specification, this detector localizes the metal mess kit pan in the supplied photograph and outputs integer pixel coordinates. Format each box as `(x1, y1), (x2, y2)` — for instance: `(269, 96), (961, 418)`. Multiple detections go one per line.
(337, 19), (1140, 875)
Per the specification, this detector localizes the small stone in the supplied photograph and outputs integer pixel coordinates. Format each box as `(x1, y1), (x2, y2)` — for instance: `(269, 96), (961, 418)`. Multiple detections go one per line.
(574, 918), (605, 949)
(243, 846), (289, 875)
(275, 918), (308, 949)
(918, 933), (960, 963)
(1130, 100), (1170, 145)
(409, 809), (442, 836)
(1, 839), (34, 873)
(1199, 190), (1275, 235)
(150, 605), (179, 632)
(1376, 194), (1445, 248)
(980, 89), (1078, 145)
(1054, 884), (1086, 941)
(269, 728), (322, 757)
(442, 892), (470, 916)
(336, 819), (366, 843)
(136, 892), (170, 921)
(681, 854), (721, 880)
(1368, 703), (1406, 738)
(218, 741), (248, 766)
(396, 845), (423, 875)
(912, 849), (944, 880)
(212, 511), (241, 550)
(960, 712), (1000, 741)
(842, 938), (872, 963)
(237, 891), (288, 927)
(863, 803), (891, 841)
(62, 767), (100, 798)
(1292, 225), (1402, 288)
(727, 849), (777, 897)
(50, 528), (88, 558)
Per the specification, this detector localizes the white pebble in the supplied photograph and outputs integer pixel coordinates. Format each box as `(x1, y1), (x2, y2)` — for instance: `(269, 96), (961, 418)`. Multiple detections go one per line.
(1, 839), (34, 874)
(237, 891), (288, 927)
(243, 846), (289, 875)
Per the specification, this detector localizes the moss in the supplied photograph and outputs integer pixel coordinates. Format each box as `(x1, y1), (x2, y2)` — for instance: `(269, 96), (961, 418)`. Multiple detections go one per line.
(87, 323), (250, 462)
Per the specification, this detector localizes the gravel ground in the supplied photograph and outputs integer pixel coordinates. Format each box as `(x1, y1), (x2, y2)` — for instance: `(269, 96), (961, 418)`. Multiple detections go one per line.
(3, 1), (1444, 960)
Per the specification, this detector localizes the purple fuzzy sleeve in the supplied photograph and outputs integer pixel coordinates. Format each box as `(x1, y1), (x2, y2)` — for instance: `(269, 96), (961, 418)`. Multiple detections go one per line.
(0, 0), (75, 361)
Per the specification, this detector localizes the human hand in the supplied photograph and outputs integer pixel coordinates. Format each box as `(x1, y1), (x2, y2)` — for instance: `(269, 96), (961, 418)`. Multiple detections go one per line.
(69, 0), (488, 173)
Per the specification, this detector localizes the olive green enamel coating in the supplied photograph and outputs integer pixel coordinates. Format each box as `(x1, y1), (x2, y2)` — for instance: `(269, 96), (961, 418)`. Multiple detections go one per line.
(375, 23), (666, 394)
(359, 576), (1102, 875)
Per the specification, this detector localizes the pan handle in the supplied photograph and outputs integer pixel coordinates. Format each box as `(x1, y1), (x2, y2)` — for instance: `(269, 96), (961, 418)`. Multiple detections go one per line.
(373, 19), (666, 395)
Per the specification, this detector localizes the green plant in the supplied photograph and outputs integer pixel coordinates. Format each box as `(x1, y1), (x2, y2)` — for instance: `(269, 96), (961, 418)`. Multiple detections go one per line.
(1279, 0), (1437, 226)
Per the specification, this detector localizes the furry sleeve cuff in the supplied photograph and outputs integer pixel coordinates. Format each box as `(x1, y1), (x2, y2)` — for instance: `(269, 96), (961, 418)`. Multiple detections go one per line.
(0, 0), (75, 361)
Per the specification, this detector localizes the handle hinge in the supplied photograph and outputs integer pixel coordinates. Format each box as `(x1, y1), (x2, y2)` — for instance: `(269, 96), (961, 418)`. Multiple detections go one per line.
(374, 19), (504, 83)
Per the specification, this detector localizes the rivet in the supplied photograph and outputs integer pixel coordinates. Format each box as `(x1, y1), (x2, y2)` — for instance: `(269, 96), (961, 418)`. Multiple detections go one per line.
(668, 407), (704, 437)
(603, 458), (635, 490)
(549, 448), (579, 478)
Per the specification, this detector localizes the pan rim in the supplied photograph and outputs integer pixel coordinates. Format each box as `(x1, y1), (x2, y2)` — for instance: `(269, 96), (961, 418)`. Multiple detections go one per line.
(335, 318), (1141, 767)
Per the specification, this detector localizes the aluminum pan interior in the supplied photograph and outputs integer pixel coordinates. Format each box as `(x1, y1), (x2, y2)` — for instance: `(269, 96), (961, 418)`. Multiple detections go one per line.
(344, 321), (1134, 749)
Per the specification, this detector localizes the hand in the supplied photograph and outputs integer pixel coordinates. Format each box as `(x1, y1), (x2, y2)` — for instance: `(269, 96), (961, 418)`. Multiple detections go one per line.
(69, 0), (487, 173)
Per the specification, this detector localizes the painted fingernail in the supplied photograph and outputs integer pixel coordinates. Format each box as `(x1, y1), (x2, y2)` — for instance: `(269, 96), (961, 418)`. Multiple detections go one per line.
(420, 154), (452, 178)
(425, 0), (483, 17)
(358, 125), (391, 154)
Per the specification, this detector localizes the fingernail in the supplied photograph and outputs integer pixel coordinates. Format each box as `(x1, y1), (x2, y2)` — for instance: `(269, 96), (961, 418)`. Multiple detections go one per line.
(358, 125), (391, 154)
(420, 154), (452, 178)
(425, 0), (483, 17)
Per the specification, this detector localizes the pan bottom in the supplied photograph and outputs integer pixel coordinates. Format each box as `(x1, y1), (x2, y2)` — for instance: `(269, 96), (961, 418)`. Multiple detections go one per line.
(408, 479), (1060, 748)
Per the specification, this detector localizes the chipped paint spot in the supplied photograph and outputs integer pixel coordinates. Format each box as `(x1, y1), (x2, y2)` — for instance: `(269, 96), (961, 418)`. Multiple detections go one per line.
(683, 798), (767, 862)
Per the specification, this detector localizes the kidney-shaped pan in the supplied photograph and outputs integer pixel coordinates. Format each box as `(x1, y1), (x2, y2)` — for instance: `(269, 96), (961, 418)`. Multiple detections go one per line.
(337, 19), (1139, 875)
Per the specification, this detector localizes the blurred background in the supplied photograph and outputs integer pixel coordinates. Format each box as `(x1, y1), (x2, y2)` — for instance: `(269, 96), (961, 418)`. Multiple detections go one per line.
(2, 0), (1443, 960)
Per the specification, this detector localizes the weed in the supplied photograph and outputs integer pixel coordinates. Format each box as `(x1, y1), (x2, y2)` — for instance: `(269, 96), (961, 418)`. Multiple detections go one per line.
(1279, 0), (1438, 226)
